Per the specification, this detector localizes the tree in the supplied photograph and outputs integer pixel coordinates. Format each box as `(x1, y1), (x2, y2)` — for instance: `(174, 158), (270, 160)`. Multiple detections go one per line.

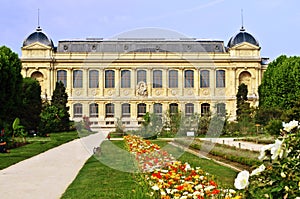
(19, 77), (42, 131)
(51, 81), (70, 131)
(236, 83), (251, 121)
(259, 55), (300, 110)
(39, 82), (70, 134)
(0, 46), (23, 128)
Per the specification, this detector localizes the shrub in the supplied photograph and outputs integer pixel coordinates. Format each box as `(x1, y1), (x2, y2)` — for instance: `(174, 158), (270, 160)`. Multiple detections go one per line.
(234, 120), (300, 198)
(265, 119), (282, 135)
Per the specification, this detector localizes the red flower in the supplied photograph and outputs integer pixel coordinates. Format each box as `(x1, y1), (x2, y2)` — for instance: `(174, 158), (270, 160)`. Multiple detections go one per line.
(211, 189), (220, 195)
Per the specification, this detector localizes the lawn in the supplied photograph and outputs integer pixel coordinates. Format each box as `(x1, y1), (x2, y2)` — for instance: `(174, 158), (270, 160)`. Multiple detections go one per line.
(0, 131), (78, 170)
(61, 140), (238, 199)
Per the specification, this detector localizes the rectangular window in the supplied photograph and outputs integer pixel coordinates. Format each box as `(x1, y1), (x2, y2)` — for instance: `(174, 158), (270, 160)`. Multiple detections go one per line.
(200, 70), (210, 88)
(73, 70), (83, 88)
(184, 70), (194, 88)
(216, 70), (225, 88)
(89, 103), (99, 117)
(105, 103), (114, 118)
(216, 103), (226, 116)
(169, 70), (178, 88)
(201, 103), (210, 116)
(73, 103), (82, 118)
(153, 103), (162, 116)
(122, 103), (131, 117)
(57, 70), (67, 87)
(137, 103), (146, 117)
(153, 70), (162, 88)
(185, 103), (194, 116)
(137, 70), (147, 83)
(89, 70), (99, 88)
(105, 70), (115, 88)
(169, 103), (178, 115)
(121, 70), (131, 88)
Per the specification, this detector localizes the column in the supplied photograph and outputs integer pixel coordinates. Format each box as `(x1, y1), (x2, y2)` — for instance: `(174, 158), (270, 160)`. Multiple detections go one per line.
(99, 68), (104, 96)
(211, 68), (215, 96)
(83, 68), (88, 96)
(162, 69), (168, 96)
(179, 68), (184, 96)
(67, 68), (73, 96)
(131, 68), (136, 96)
(147, 68), (152, 97)
(195, 69), (199, 96)
(115, 68), (120, 96)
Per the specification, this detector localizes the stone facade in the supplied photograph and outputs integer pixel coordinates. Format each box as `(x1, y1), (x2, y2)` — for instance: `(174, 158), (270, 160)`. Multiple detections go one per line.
(21, 27), (268, 130)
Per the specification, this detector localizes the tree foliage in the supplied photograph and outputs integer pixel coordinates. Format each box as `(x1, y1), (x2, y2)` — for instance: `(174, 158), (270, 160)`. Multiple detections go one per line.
(236, 83), (251, 121)
(39, 82), (70, 134)
(19, 77), (42, 131)
(259, 55), (300, 110)
(0, 46), (23, 127)
(51, 81), (70, 131)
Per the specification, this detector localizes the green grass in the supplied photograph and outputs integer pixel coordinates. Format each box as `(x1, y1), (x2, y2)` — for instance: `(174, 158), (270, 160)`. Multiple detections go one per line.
(62, 140), (238, 199)
(152, 140), (238, 187)
(0, 131), (79, 170)
(175, 139), (261, 167)
(61, 140), (151, 199)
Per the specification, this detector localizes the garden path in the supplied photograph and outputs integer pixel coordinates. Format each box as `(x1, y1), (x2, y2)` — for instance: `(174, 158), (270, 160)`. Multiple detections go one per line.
(0, 131), (109, 199)
(198, 138), (265, 151)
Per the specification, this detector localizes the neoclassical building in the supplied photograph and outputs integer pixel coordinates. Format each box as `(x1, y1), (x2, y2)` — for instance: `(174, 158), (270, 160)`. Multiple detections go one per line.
(21, 26), (268, 130)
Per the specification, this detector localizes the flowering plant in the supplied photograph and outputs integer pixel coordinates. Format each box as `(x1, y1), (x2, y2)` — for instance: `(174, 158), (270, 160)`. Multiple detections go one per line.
(124, 135), (241, 199)
(234, 120), (300, 198)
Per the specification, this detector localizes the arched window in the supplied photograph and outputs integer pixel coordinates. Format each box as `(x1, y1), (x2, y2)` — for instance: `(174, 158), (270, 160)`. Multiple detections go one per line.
(121, 70), (131, 88)
(137, 103), (147, 117)
(153, 103), (162, 116)
(185, 103), (194, 116)
(105, 103), (114, 118)
(105, 70), (115, 88)
(137, 70), (147, 83)
(200, 70), (210, 88)
(216, 103), (226, 116)
(239, 71), (251, 90)
(89, 103), (99, 117)
(31, 71), (45, 91)
(153, 70), (162, 88)
(201, 103), (210, 116)
(169, 70), (178, 88)
(185, 70), (194, 88)
(73, 70), (83, 88)
(216, 70), (225, 88)
(89, 70), (99, 88)
(122, 103), (131, 117)
(169, 103), (178, 115)
(73, 103), (83, 118)
(57, 70), (67, 87)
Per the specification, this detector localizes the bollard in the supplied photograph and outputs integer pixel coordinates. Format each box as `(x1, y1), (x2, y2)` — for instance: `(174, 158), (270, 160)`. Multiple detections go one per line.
(238, 142), (241, 149)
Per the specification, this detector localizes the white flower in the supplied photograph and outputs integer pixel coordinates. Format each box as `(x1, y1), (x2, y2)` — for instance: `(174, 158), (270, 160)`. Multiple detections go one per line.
(258, 143), (274, 160)
(234, 170), (250, 190)
(151, 185), (159, 191)
(250, 164), (266, 176)
(281, 172), (286, 178)
(184, 163), (191, 171)
(282, 120), (299, 132)
(270, 139), (284, 160)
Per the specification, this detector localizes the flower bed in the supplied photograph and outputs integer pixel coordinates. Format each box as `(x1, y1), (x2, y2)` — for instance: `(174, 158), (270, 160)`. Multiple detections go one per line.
(124, 135), (241, 199)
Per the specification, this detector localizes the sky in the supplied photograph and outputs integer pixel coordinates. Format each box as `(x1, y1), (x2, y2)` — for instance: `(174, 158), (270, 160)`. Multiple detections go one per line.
(0, 0), (299, 61)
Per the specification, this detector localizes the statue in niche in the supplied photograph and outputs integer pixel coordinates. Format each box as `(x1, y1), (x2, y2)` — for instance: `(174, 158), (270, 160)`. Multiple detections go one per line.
(136, 81), (148, 96)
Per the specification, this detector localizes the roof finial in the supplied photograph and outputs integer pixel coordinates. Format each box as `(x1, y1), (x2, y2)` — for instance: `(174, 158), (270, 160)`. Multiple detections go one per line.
(240, 9), (245, 31)
(36, 8), (42, 31)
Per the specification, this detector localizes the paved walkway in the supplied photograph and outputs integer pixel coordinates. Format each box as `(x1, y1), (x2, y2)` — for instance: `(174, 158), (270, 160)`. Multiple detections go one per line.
(198, 138), (265, 151)
(0, 132), (108, 199)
